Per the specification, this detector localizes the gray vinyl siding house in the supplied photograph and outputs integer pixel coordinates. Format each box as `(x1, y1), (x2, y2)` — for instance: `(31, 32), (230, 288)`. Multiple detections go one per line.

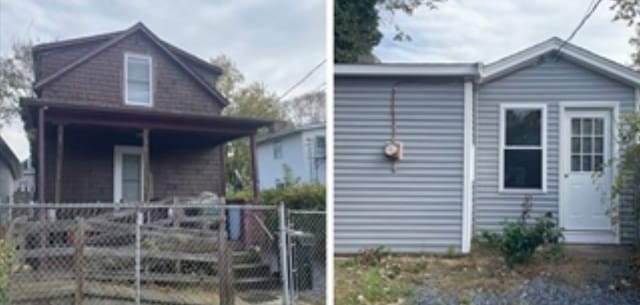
(335, 38), (640, 254)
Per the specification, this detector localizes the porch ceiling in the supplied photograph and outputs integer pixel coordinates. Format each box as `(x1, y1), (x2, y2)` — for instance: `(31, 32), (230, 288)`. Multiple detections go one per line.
(22, 98), (272, 143)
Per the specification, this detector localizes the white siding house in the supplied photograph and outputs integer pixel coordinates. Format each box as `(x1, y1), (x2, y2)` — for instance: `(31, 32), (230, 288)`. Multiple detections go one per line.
(257, 124), (325, 189)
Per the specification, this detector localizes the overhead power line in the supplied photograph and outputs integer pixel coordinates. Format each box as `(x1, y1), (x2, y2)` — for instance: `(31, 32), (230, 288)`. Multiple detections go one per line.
(556, 0), (603, 55)
(280, 59), (326, 100)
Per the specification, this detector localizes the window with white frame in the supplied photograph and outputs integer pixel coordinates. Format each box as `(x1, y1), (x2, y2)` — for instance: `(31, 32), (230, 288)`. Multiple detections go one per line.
(125, 54), (152, 106)
(500, 104), (546, 191)
(315, 136), (326, 158)
(273, 141), (283, 159)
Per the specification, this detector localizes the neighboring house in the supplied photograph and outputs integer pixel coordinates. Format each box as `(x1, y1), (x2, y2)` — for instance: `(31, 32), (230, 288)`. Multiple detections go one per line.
(335, 37), (640, 254)
(0, 136), (21, 203)
(14, 158), (35, 203)
(257, 123), (325, 189)
(22, 22), (270, 204)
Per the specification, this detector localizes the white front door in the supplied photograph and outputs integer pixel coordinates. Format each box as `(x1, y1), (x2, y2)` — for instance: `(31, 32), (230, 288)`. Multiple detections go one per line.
(114, 146), (144, 203)
(561, 109), (616, 243)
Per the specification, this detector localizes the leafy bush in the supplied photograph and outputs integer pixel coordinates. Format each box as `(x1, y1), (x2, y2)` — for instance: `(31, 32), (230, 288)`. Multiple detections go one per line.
(227, 183), (325, 211)
(0, 239), (12, 304)
(479, 196), (563, 267)
(356, 246), (389, 266)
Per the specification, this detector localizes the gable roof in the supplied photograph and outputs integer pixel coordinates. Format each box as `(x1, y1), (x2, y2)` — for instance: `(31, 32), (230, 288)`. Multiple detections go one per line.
(335, 37), (640, 88)
(33, 22), (229, 106)
(481, 37), (640, 86)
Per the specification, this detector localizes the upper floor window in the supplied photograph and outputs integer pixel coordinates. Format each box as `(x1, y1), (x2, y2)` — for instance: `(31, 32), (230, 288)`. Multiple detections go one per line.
(125, 53), (152, 106)
(273, 141), (283, 159)
(499, 104), (547, 192)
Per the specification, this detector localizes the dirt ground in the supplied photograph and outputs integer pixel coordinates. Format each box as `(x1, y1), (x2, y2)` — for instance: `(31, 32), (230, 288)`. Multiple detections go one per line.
(334, 245), (640, 305)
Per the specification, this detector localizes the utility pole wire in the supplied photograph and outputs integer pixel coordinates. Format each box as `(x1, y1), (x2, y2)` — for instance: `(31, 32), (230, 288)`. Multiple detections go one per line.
(280, 59), (326, 100)
(556, 0), (603, 56)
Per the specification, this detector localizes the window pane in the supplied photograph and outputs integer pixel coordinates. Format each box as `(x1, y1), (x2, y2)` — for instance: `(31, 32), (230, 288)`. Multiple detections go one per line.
(582, 138), (592, 154)
(128, 58), (150, 81)
(128, 82), (150, 103)
(571, 119), (581, 136)
(122, 154), (141, 180)
(504, 149), (542, 189)
(582, 156), (592, 171)
(594, 155), (604, 170)
(571, 137), (580, 154)
(571, 155), (581, 171)
(123, 181), (140, 201)
(127, 57), (151, 104)
(505, 109), (541, 146)
(594, 119), (604, 135)
(315, 136), (326, 158)
(583, 119), (593, 135)
(594, 137), (603, 153)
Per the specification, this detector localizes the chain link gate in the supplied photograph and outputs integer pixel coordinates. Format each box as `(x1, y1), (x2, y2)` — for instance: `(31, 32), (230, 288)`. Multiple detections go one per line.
(0, 202), (322, 305)
(286, 209), (326, 305)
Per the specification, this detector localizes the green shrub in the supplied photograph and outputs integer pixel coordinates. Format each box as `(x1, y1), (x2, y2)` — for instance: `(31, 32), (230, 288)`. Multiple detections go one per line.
(480, 215), (562, 266)
(0, 239), (12, 304)
(479, 196), (563, 267)
(227, 183), (325, 211)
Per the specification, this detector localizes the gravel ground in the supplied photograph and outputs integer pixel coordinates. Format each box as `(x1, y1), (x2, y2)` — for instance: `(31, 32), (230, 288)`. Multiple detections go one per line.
(415, 264), (640, 305)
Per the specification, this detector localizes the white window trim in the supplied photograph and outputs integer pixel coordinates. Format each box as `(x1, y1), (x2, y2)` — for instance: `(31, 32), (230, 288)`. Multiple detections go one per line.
(124, 53), (153, 107)
(498, 103), (547, 193)
(113, 145), (144, 203)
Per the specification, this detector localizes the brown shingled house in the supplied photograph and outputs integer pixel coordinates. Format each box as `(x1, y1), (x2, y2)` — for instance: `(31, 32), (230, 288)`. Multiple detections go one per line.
(21, 22), (270, 204)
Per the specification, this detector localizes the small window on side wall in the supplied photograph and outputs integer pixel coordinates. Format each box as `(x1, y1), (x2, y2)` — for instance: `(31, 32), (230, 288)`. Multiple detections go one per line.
(125, 54), (152, 106)
(500, 104), (546, 192)
(273, 141), (283, 160)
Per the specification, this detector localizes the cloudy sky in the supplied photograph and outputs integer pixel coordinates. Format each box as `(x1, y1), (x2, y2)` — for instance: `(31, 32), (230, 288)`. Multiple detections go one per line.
(375, 0), (635, 65)
(0, 0), (326, 160)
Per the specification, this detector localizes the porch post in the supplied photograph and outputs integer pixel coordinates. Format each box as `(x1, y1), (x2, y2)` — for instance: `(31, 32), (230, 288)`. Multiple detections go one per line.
(142, 129), (152, 202)
(249, 134), (260, 203)
(37, 106), (47, 203)
(54, 124), (64, 203)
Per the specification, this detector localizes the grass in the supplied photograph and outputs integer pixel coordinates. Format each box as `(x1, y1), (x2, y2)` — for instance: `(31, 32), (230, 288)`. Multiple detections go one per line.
(335, 245), (640, 305)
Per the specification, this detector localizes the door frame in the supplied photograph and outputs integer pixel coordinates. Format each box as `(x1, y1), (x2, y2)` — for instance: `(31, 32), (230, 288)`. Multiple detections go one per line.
(558, 101), (620, 244)
(113, 145), (144, 203)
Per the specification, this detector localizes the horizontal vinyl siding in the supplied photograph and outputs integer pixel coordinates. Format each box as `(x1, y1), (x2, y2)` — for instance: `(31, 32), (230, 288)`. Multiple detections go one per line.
(335, 77), (465, 253)
(475, 58), (637, 243)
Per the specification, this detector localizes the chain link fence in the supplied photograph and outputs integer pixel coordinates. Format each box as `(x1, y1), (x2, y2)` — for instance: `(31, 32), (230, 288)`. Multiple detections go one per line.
(287, 210), (325, 305)
(0, 202), (324, 305)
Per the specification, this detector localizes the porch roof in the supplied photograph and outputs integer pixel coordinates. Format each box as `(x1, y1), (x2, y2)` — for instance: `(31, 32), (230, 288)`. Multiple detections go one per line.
(22, 98), (272, 142)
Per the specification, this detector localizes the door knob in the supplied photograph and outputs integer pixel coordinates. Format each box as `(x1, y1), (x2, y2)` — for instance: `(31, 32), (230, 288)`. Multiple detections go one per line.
(564, 173), (569, 178)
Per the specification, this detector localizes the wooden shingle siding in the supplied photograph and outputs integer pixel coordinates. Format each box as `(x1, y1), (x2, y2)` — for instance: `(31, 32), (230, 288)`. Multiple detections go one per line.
(474, 57), (637, 243)
(39, 32), (222, 115)
(334, 77), (465, 253)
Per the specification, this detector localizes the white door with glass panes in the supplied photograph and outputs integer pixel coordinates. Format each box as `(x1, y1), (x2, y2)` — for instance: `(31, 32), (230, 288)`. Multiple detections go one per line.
(114, 146), (144, 203)
(561, 109), (615, 243)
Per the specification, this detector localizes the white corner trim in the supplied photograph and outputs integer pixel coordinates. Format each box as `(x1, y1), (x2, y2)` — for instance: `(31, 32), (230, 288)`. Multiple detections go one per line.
(113, 145), (144, 203)
(498, 103), (548, 193)
(462, 80), (474, 253)
(124, 53), (153, 107)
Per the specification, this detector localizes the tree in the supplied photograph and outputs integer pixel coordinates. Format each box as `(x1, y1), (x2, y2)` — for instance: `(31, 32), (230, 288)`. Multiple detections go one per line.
(282, 90), (325, 126)
(210, 56), (287, 193)
(610, 0), (640, 68)
(334, 0), (443, 63)
(0, 41), (33, 126)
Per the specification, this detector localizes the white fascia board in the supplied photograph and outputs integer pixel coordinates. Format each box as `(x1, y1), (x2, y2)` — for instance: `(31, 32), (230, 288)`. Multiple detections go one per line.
(335, 63), (479, 77)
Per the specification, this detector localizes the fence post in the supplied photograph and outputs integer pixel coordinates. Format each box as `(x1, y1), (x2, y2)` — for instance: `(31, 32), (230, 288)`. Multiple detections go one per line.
(74, 217), (86, 305)
(278, 202), (291, 305)
(219, 208), (234, 305)
(135, 207), (143, 305)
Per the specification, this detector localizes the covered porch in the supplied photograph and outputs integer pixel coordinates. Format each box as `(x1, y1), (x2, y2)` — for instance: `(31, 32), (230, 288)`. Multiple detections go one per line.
(22, 98), (271, 204)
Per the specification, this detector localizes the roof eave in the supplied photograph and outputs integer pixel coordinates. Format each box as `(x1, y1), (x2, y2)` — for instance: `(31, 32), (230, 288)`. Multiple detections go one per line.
(335, 63), (480, 77)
